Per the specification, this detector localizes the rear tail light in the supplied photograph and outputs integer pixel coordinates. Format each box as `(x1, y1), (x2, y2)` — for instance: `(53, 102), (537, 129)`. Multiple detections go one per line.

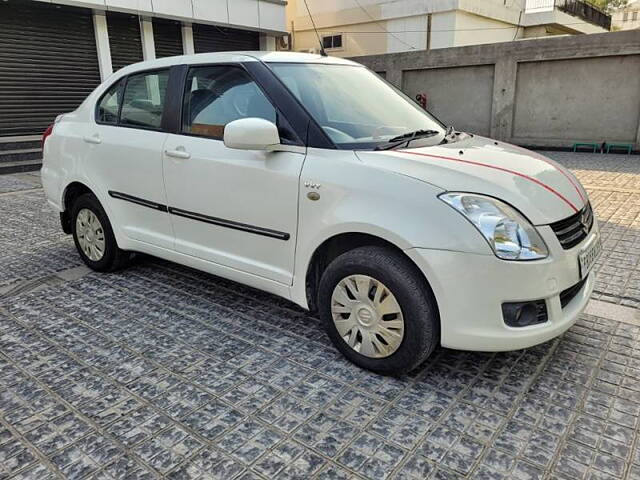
(42, 124), (54, 149)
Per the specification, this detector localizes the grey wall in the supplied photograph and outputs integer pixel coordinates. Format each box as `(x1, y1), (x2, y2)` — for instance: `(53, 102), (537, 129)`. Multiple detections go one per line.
(403, 65), (495, 137)
(514, 55), (640, 144)
(355, 30), (640, 150)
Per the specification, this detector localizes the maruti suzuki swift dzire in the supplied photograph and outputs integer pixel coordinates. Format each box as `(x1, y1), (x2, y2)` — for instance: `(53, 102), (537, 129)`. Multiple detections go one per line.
(41, 52), (600, 374)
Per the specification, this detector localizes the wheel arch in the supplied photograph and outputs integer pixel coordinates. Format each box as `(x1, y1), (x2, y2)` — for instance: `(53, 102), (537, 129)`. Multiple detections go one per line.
(304, 232), (440, 323)
(60, 181), (95, 234)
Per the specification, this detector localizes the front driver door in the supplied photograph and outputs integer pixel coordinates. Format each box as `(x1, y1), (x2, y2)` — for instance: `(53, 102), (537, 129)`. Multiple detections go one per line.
(162, 64), (305, 285)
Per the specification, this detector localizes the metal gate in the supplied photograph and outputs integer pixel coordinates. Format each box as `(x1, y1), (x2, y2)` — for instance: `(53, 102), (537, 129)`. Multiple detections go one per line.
(154, 19), (184, 58)
(0, 0), (101, 137)
(193, 24), (260, 53)
(107, 11), (144, 73)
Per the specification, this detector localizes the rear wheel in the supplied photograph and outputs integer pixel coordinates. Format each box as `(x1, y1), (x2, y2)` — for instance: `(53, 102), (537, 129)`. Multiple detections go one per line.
(318, 246), (439, 375)
(71, 193), (129, 272)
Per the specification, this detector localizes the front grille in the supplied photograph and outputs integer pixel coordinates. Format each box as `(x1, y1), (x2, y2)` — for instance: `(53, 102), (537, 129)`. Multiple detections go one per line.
(550, 203), (594, 250)
(560, 277), (588, 309)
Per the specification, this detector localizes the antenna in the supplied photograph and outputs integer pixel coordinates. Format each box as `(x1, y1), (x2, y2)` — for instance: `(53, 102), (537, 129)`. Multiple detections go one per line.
(302, 0), (327, 56)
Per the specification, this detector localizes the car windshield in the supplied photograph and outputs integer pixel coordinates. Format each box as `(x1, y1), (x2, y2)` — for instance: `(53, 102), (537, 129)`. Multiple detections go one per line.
(269, 63), (446, 150)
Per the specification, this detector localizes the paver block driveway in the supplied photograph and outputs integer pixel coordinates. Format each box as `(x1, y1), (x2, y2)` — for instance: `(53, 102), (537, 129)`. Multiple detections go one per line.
(1, 152), (640, 480)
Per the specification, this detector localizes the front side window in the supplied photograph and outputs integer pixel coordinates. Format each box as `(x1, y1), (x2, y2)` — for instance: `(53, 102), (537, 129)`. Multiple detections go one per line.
(120, 70), (170, 130)
(97, 80), (123, 124)
(182, 66), (277, 140)
(270, 63), (445, 150)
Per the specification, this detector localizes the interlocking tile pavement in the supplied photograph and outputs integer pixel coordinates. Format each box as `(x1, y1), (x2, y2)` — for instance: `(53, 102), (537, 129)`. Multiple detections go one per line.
(1, 153), (640, 479)
(0, 174), (39, 195)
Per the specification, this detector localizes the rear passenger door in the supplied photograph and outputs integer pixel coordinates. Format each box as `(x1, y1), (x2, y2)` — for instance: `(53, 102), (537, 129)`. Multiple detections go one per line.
(86, 69), (174, 249)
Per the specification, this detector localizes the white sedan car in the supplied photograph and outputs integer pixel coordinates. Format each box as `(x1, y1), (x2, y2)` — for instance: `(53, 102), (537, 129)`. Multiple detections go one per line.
(41, 52), (600, 375)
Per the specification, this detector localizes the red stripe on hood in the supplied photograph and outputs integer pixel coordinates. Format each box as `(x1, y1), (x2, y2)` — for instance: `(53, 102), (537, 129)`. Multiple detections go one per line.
(510, 145), (587, 206)
(396, 150), (579, 213)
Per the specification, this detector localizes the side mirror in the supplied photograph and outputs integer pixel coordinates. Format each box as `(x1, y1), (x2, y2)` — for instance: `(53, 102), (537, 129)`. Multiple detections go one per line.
(223, 118), (280, 151)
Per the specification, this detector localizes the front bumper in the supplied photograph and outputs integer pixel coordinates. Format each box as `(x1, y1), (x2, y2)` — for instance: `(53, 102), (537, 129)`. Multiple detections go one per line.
(406, 226), (598, 351)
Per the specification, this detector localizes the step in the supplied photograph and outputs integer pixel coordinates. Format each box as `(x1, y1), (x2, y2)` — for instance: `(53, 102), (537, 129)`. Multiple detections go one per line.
(0, 135), (41, 152)
(0, 160), (42, 175)
(0, 141), (41, 152)
(0, 149), (42, 163)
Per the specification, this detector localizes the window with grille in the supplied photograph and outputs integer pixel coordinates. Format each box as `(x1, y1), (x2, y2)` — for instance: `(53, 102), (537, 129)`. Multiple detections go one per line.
(322, 34), (343, 50)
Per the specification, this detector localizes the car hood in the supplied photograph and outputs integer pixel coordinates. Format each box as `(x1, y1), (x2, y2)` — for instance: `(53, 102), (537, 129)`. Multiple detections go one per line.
(356, 135), (587, 225)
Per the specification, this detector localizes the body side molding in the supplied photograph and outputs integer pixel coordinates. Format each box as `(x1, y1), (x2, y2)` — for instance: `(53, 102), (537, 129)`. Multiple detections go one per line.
(108, 190), (290, 241)
(108, 191), (168, 212)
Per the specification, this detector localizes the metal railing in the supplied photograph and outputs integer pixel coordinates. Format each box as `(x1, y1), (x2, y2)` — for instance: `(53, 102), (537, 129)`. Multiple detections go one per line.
(524, 0), (612, 30)
(555, 0), (612, 30)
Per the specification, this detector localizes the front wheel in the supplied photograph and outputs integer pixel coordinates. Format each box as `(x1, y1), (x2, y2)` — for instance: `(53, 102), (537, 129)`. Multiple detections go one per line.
(318, 246), (439, 376)
(71, 193), (130, 272)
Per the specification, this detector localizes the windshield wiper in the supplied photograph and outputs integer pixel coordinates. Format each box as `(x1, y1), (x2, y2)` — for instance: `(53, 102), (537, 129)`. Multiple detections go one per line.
(374, 129), (441, 151)
(439, 125), (460, 145)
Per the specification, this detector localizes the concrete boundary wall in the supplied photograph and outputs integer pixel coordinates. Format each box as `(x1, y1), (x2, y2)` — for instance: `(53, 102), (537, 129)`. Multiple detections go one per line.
(355, 30), (640, 150)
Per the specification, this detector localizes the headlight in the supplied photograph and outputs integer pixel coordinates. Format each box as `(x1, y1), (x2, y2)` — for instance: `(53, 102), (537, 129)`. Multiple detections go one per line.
(440, 193), (548, 260)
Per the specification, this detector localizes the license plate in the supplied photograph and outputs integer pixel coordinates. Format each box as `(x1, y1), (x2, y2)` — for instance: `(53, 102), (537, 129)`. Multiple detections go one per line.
(579, 235), (602, 279)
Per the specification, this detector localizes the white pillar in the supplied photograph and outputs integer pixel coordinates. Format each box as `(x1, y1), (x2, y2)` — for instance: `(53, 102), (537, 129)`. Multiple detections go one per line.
(93, 11), (112, 81)
(140, 17), (156, 61)
(259, 34), (277, 51)
(182, 23), (195, 55)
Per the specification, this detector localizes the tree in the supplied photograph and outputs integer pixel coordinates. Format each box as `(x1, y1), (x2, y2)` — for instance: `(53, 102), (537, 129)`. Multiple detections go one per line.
(590, 0), (629, 12)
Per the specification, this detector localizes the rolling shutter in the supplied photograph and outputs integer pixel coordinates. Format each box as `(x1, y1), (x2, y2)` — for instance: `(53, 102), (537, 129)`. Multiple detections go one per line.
(153, 19), (184, 58)
(0, 0), (101, 137)
(193, 24), (260, 53)
(107, 12), (143, 72)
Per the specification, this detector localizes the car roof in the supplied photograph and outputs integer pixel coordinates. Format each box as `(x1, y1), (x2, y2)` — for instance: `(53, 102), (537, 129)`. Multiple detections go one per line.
(112, 51), (361, 78)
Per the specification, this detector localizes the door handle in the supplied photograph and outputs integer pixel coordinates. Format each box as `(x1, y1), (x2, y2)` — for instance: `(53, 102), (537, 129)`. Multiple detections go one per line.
(165, 148), (191, 160)
(83, 134), (101, 145)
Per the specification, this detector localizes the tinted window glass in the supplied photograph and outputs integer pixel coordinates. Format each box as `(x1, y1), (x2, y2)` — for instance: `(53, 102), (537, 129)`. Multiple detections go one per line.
(182, 66), (276, 140)
(120, 70), (170, 129)
(97, 80), (123, 124)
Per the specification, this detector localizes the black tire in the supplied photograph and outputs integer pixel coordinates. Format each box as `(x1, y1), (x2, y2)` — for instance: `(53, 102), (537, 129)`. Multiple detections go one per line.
(70, 192), (130, 272)
(318, 246), (439, 376)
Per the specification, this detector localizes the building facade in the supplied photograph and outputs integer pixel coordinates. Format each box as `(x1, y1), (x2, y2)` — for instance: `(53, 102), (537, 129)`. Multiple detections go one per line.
(284, 0), (611, 57)
(612, 0), (640, 30)
(0, 0), (287, 138)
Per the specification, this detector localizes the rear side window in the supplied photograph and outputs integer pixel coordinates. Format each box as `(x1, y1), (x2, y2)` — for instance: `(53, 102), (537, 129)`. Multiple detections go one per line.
(120, 70), (170, 130)
(182, 66), (277, 140)
(97, 80), (123, 124)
